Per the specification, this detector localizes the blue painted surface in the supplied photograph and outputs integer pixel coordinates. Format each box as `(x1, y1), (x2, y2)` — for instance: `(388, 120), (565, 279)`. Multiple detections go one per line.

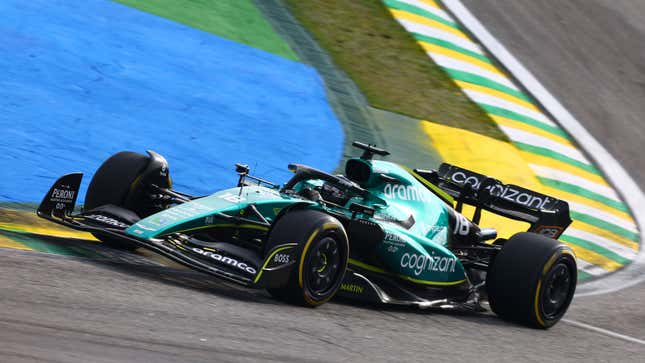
(0, 0), (343, 203)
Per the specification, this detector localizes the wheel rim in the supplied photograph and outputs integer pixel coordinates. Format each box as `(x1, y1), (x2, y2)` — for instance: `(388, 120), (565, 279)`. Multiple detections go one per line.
(307, 236), (341, 296)
(541, 262), (573, 318)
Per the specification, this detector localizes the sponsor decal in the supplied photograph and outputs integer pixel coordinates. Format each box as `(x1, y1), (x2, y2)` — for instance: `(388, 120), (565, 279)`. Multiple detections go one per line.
(383, 184), (431, 202)
(340, 283), (364, 294)
(273, 253), (290, 264)
(450, 172), (552, 209)
(383, 231), (406, 252)
(191, 247), (256, 274)
(384, 231), (406, 244)
(204, 215), (214, 225)
(400, 253), (457, 276)
(50, 188), (75, 201)
(84, 214), (129, 228)
(50, 188), (76, 210)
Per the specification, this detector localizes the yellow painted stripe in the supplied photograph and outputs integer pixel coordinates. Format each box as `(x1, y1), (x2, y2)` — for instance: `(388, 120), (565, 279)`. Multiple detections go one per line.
(0, 223), (96, 240)
(565, 243), (622, 271)
(390, 9), (469, 40)
(538, 186), (634, 224)
(421, 121), (542, 189)
(419, 0), (441, 9)
(518, 150), (608, 186)
(0, 235), (33, 251)
(455, 80), (539, 111)
(421, 42), (505, 77)
(570, 220), (639, 251)
(491, 115), (573, 147)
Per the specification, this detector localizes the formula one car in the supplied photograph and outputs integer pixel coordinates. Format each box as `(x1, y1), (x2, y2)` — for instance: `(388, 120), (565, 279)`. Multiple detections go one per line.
(37, 142), (577, 328)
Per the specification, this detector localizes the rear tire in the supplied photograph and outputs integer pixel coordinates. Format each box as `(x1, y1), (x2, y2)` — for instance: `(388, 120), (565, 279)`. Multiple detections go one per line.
(486, 232), (577, 328)
(84, 151), (151, 250)
(265, 210), (349, 307)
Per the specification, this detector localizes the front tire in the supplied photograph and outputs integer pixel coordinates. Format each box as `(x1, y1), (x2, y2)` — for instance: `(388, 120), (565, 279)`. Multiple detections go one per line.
(265, 210), (349, 307)
(486, 232), (577, 328)
(84, 151), (151, 250)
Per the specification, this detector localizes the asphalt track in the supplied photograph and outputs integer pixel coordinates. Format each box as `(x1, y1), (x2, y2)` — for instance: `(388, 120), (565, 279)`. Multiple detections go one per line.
(2, 1), (645, 361)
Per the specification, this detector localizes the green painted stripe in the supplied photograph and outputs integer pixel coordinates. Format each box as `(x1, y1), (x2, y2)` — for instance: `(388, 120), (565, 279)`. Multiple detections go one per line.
(443, 68), (534, 104)
(560, 235), (631, 265)
(384, 0), (459, 29)
(570, 211), (640, 242)
(412, 32), (491, 64)
(480, 104), (571, 140)
(538, 177), (629, 213)
(513, 142), (600, 175)
(577, 270), (593, 281)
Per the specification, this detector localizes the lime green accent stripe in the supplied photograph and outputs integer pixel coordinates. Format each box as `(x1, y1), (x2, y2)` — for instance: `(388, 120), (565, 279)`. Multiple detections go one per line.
(254, 243), (297, 283)
(412, 33), (491, 64)
(384, 0), (459, 29)
(513, 142), (600, 175)
(560, 235), (631, 265)
(538, 177), (628, 213)
(577, 270), (593, 281)
(443, 68), (533, 104)
(349, 258), (388, 274)
(348, 258), (465, 286)
(480, 104), (571, 139)
(171, 223), (270, 235)
(400, 165), (454, 205)
(570, 211), (639, 242)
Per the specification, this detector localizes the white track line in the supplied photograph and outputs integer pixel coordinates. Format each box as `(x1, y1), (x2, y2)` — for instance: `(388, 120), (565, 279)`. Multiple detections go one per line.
(463, 89), (556, 127)
(397, 18), (486, 55)
(445, 0), (645, 297)
(430, 53), (516, 89)
(499, 126), (591, 165)
(563, 319), (645, 346)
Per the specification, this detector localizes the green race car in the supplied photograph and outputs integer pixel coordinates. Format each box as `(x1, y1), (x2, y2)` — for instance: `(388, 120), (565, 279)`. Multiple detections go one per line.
(37, 142), (577, 328)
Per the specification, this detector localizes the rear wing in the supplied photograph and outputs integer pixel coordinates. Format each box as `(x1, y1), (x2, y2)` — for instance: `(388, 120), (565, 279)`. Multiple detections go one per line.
(415, 163), (572, 239)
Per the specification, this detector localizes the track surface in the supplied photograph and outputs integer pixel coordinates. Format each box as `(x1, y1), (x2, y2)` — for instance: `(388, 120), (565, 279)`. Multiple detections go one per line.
(1, 248), (644, 362)
(2, 1), (645, 361)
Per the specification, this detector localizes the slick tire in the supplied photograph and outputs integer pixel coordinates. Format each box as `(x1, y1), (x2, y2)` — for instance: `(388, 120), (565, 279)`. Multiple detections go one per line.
(486, 232), (577, 329)
(265, 210), (349, 307)
(85, 151), (150, 251)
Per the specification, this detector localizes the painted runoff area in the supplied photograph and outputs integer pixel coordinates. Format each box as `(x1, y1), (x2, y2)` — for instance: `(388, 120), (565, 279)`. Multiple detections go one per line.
(382, 0), (639, 280)
(0, 0), (342, 204)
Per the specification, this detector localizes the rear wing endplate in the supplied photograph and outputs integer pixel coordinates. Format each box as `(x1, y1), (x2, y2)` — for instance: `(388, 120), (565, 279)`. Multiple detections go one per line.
(415, 163), (572, 239)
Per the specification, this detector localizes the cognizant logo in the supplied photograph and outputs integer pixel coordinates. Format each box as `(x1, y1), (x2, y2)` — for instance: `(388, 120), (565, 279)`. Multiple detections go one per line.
(450, 172), (552, 209)
(400, 253), (456, 276)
